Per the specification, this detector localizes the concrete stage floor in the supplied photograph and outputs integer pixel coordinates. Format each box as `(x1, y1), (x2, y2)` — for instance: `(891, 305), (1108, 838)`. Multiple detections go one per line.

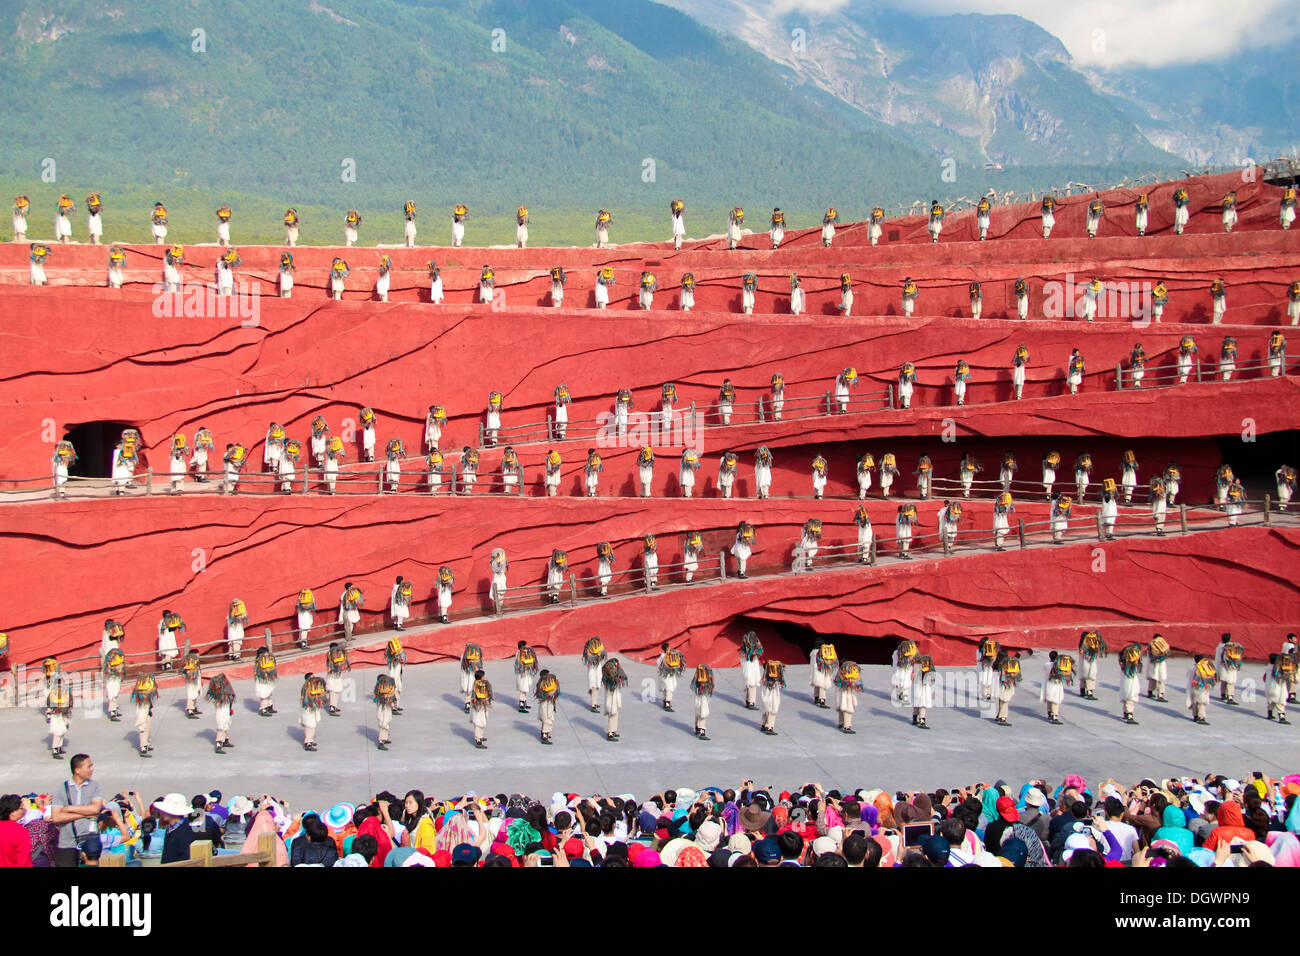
(1, 658), (1291, 808)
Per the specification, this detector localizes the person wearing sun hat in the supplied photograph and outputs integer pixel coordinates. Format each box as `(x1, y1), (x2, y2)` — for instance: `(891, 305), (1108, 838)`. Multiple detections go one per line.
(152, 793), (200, 864)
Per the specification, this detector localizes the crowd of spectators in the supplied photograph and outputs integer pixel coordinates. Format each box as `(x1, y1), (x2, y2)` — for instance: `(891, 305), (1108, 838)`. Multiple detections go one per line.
(3, 754), (1297, 867)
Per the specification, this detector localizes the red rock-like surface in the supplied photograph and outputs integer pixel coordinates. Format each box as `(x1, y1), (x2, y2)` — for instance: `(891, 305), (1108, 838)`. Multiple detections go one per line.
(2, 174), (1297, 669)
(3, 484), (1297, 669)
(1, 289), (1295, 481)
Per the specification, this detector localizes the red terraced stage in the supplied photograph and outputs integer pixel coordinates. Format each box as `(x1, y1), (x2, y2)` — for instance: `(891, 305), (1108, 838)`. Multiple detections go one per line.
(2, 172), (1297, 673)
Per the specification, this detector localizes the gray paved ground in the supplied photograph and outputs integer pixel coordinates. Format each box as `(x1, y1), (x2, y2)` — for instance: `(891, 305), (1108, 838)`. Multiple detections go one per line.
(1, 658), (1292, 809)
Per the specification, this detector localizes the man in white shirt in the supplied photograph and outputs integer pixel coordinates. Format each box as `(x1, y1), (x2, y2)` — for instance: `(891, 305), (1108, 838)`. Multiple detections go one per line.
(1102, 796), (1139, 862)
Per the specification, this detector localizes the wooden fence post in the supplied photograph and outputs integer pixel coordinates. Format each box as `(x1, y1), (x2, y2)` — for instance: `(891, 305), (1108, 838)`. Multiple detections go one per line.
(189, 840), (214, 866)
(1017, 519), (1027, 549)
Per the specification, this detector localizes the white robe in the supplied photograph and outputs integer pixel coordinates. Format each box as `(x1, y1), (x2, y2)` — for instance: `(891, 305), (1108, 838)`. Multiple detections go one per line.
(55, 214), (72, 240)
(87, 212), (103, 242)
(858, 469), (872, 498)
(547, 565), (566, 599)
(595, 282), (610, 308)
(279, 270), (293, 297)
(911, 671), (935, 708)
(157, 624), (179, 662)
(857, 523), (873, 561)
(430, 275), (444, 304)
(683, 548), (699, 580)
(451, 221), (465, 246)
(755, 463), (771, 498)
(389, 586), (408, 625)
(1040, 662), (1064, 705)
(798, 533), (820, 570)
(809, 651), (832, 691)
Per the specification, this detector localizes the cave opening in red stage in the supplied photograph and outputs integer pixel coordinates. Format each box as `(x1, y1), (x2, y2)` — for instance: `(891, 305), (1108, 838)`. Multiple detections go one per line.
(63, 422), (145, 478)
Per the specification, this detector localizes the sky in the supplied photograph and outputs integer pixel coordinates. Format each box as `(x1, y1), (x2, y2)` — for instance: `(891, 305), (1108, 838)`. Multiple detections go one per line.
(759, 0), (1300, 67)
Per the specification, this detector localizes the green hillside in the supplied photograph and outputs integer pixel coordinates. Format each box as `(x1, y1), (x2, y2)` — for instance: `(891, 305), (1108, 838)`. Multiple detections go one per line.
(2, 0), (929, 209)
(0, 0), (1181, 245)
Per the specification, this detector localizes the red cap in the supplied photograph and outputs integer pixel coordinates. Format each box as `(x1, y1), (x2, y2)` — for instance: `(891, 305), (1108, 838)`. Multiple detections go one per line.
(996, 796), (1019, 822)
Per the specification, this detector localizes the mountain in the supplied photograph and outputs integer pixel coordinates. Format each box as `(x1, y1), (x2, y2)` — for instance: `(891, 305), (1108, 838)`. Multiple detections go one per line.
(651, 0), (1177, 168)
(0, 0), (1194, 245)
(1084, 52), (1300, 167)
(1, 0), (937, 215)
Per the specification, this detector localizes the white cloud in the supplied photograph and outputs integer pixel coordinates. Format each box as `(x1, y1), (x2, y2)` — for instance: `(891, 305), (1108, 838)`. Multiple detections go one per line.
(769, 0), (1300, 67)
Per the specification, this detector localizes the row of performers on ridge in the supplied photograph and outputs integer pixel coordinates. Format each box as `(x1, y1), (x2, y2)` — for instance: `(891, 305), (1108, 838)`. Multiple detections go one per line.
(14, 187), (1298, 251)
